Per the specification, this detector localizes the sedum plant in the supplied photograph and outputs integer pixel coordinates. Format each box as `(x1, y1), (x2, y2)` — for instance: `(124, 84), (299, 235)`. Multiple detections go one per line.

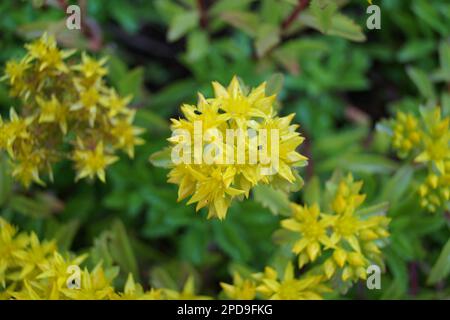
(0, 34), (144, 187)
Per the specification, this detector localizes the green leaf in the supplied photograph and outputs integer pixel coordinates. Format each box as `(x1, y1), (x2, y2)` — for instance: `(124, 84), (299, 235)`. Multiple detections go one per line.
(109, 2), (140, 33)
(220, 11), (259, 36)
(379, 165), (414, 204)
(397, 40), (435, 63)
(9, 195), (52, 218)
(382, 249), (408, 299)
(438, 41), (450, 81)
(427, 237), (450, 285)
(47, 220), (80, 252)
(167, 11), (199, 42)
(0, 153), (12, 206)
(149, 79), (198, 116)
(213, 221), (252, 262)
(90, 233), (116, 269)
(310, 0), (337, 33)
(118, 67), (144, 99)
(265, 73), (285, 96)
(301, 12), (366, 42)
(356, 202), (389, 217)
(326, 14), (366, 42)
(303, 176), (321, 206)
(412, 0), (449, 36)
(150, 267), (178, 290)
(136, 110), (169, 132)
(318, 153), (397, 174)
(108, 55), (128, 88)
(341, 154), (397, 174)
(149, 147), (173, 168)
(406, 66), (436, 101)
(109, 219), (139, 280)
(442, 93), (450, 117)
(186, 30), (209, 62)
(253, 185), (291, 216)
(255, 24), (280, 57)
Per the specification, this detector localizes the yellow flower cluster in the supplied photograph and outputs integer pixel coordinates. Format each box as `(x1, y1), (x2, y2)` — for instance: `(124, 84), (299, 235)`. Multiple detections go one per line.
(418, 172), (450, 212)
(392, 111), (422, 158)
(0, 33), (144, 187)
(390, 107), (450, 212)
(220, 263), (330, 300)
(0, 218), (213, 300)
(281, 174), (390, 283)
(167, 77), (307, 219)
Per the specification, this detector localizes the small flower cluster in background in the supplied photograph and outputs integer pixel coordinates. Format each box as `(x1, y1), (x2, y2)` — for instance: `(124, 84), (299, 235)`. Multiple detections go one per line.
(0, 218), (210, 300)
(389, 107), (450, 212)
(0, 34), (144, 187)
(163, 77), (307, 220)
(220, 173), (390, 299)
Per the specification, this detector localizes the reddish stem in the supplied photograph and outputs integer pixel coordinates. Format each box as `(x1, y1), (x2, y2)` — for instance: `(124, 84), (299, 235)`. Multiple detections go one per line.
(409, 262), (419, 296)
(282, 0), (310, 31)
(197, 0), (208, 29)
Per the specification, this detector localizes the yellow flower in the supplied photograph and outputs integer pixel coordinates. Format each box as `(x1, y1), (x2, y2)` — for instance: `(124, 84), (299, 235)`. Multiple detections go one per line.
(112, 274), (163, 300)
(9, 233), (56, 280)
(248, 113), (307, 183)
(61, 264), (115, 300)
(281, 203), (333, 266)
(110, 112), (145, 158)
(72, 52), (108, 81)
(418, 172), (450, 212)
(163, 275), (212, 300)
(73, 140), (118, 182)
(36, 95), (69, 134)
(255, 263), (329, 300)
(2, 57), (31, 86)
(415, 108), (450, 173)
(387, 107), (450, 213)
(100, 89), (132, 118)
(278, 173), (390, 283)
(36, 251), (88, 299)
(391, 111), (422, 158)
(72, 86), (102, 127)
(220, 272), (256, 300)
(331, 174), (366, 215)
(212, 76), (274, 127)
(0, 108), (33, 158)
(11, 150), (45, 188)
(25, 33), (74, 73)
(325, 174), (390, 281)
